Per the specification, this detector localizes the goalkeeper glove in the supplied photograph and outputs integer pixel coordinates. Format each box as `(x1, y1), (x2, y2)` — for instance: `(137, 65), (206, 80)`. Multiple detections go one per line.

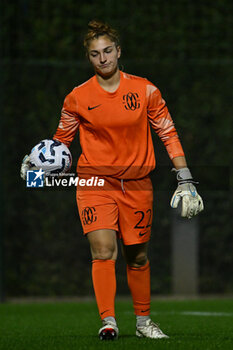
(20, 154), (31, 180)
(170, 167), (204, 219)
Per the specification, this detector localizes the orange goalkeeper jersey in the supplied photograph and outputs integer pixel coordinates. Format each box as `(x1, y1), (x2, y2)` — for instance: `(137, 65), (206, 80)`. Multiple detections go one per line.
(53, 71), (184, 179)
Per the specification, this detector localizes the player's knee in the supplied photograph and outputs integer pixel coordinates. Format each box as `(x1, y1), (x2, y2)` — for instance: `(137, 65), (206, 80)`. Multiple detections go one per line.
(94, 252), (114, 260)
(92, 245), (116, 260)
(127, 253), (148, 268)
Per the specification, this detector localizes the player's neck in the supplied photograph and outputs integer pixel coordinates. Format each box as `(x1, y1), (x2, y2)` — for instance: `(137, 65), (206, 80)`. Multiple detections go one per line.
(96, 68), (121, 93)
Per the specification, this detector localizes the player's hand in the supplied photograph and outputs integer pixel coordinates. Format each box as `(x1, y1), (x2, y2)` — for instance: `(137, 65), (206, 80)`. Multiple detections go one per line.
(170, 167), (204, 219)
(20, 154), (31, 180)
(170, 183), (204, 219)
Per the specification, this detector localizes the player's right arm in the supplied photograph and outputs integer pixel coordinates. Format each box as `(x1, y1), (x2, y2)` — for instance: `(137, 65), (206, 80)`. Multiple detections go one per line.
(53, 90), (80, 147)
(20, 90), (80, 180)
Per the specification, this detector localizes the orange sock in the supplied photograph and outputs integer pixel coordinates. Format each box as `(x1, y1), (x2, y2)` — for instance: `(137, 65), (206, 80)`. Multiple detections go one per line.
(92, 259), (116, 320)
(127, 261), (151, 316)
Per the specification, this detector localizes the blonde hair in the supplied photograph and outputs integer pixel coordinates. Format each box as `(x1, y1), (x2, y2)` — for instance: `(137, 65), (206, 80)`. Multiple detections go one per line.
(84, 20), (120, 51)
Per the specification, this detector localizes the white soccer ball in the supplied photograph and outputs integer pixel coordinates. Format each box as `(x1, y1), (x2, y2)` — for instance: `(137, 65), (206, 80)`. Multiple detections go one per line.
(30, 139), (72, 175)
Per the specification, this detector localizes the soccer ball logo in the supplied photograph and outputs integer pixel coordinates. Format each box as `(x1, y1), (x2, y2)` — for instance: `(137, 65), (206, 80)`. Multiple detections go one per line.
(30, 139), (72, 175)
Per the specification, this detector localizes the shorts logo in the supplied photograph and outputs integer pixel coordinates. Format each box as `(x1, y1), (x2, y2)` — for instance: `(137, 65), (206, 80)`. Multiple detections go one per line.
(123, 92), (140, 111)
(82, 206), (97, 225)
(139, 230), (149, 237)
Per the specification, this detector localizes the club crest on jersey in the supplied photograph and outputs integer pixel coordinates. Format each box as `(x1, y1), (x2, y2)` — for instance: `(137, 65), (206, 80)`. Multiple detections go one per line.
(123, 92), (140, 111)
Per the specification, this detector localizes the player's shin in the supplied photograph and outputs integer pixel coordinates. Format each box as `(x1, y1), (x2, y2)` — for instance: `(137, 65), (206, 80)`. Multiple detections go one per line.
(92, 259), (116, 319)
(127, 261), (151, 317)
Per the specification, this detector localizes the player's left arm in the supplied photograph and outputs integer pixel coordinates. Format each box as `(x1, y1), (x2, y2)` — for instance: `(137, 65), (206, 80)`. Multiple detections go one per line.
(147, 84), (184, 159)
(147, 84), (204, 219)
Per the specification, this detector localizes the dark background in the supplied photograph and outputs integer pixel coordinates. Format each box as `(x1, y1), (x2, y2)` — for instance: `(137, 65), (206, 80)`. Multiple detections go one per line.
(1, 0), (232, 297)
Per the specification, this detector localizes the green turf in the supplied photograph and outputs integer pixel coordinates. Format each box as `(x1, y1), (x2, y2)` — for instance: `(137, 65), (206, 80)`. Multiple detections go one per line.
(0, 299), (233, 350)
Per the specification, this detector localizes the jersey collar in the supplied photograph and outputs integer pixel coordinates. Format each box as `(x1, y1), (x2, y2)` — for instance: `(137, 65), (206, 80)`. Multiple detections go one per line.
(93, 71), (124, 98)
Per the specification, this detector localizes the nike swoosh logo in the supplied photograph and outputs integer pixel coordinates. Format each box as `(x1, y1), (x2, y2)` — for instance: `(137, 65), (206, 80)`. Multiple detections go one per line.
(100, 309), (110, 315)
(139, 230), (149, 237)
(141, 308), (150, 313)
(88, 104), (101, 110)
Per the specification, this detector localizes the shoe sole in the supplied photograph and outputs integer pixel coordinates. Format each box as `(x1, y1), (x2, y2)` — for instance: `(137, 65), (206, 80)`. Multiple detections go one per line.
(99, 328), (118, 341)
(136, 330), (143, 338)
(136, 330), (169, 339)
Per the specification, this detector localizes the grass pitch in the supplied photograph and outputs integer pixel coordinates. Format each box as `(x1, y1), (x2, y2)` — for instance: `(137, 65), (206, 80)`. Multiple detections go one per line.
(0, 299), (232, 350)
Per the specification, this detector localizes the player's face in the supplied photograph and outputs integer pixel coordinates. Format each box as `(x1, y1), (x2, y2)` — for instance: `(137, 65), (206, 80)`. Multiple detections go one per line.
(88, 35), (121, 78)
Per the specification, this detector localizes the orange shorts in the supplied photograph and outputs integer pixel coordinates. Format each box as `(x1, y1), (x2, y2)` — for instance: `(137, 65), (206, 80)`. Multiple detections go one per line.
(76, 175), (153, 245)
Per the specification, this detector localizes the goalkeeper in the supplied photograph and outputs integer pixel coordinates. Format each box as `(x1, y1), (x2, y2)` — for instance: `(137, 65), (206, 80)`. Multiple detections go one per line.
(21, 20), (204, 340)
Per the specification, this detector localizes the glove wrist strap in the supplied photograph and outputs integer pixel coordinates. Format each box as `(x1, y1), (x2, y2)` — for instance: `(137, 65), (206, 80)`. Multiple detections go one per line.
(172, 167), (199, 185)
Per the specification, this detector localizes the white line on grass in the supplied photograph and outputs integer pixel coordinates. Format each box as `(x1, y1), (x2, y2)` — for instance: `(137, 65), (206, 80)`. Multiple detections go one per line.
(180, 311), (233, 317)
(151, 311), (233, 317)
(124, 311), (233, 317)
